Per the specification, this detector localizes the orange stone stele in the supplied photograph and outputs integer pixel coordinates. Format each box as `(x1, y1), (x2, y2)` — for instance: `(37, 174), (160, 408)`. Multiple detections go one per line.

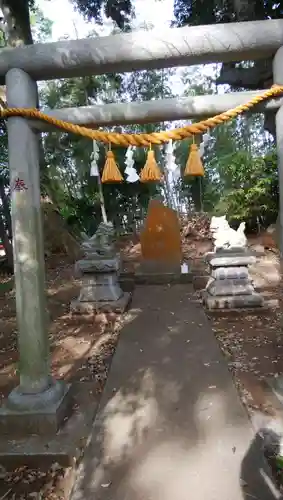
(140, 200), (182, 272)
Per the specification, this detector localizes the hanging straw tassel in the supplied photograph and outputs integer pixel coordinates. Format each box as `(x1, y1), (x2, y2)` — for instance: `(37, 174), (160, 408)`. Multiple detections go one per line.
(140, 149), (162, 183)
(184, 143), (205, 177)
(101, 150), (123, 183)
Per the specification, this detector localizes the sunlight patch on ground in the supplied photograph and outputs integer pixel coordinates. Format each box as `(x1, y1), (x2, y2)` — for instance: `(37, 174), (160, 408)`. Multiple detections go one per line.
(0, 362), (16, 376)
(77, 377), (252, 500)
(47, 281), (78, 297)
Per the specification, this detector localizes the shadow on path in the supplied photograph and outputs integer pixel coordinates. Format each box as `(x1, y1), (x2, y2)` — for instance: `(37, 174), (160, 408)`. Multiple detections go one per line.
(70, 285), (281, 500)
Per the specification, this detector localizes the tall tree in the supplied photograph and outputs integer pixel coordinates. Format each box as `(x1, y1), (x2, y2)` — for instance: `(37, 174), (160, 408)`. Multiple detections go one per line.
(173, 64), (278, 228)
(0, 0), (135, 42)
(71, 0), (134, 29)
(173, 0), (282, 92)
(40, 58), (174, 234)
(0, 3), (54, 269)
(0, 0), (34, 45)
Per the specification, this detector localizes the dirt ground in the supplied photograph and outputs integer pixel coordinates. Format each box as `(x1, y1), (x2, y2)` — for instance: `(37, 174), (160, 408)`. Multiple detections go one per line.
(0, 234), (282, 498)
(0, 256), (125, 499)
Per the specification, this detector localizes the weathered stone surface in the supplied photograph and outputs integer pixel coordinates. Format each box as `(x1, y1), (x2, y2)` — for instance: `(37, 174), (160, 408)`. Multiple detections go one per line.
(203, 242), (264, 311)
(81, 221), (115, 258)
(203, 291), (264, 310)
(0, 382), (100, 468)
(140, 199), (182, 271)
(213, 247), (250, 256)
(211, 266), (249, 280)
(0, 382), (72, 436)
(206, 278), (254, 296)
(135, 270), (193, 284)
(78, 273), (123, 302)
(205, 248), (252, 264)
(209, 255), (257, 267)
(72, 222), (128, 314)
(207, 247), (253, 258)
(139, 259), (181, 275)
(76, 257), (119, 274)
(218, 246), (247, 253)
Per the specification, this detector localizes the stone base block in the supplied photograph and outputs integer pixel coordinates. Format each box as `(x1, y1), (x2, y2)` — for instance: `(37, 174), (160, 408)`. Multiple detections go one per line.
(139, 260), (181, 275)
(0, 382), (99, 469)
(206, 306), (274, 317)
(70, 292), (132, 314)
(0, 382), (72, 436)
(76, 256), (119, 273)
(215, 247), (252, 255)
(202, 291), (264, 310)
(135, 271), (193, 285)
(209, 255), (257, 267)
(211, 266), (249, 280)
(207, 247), (254, 258)
(206, 278), (255, 296)
(206, 249), (257, 268)
(78, 273), (123, 302)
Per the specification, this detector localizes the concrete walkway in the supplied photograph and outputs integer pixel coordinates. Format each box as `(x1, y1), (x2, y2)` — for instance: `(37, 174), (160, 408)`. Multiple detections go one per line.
(71, 285), (279, 500)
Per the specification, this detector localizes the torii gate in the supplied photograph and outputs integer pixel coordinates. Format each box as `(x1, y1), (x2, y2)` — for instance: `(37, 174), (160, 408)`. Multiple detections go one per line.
(0, 18), (283, 431)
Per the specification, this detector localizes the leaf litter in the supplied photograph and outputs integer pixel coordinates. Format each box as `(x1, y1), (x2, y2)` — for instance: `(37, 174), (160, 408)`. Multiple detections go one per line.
(0, 256), (126, 499)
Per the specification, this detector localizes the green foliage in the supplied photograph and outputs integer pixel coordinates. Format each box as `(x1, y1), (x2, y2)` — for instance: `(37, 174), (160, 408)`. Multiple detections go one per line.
(173, 0), (283, 27)
(173, 66), (278, 230)
(40, 61), (174, 233)
(30, 5), (53, 42)
(71, 0), (134, 28)
(200, 108), (278, 229)
(213, 149), (278, 229)
(174, 133), (278, 230)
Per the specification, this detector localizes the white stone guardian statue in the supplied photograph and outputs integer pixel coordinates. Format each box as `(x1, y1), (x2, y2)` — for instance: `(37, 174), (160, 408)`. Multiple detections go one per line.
(210, 215), (247, 250)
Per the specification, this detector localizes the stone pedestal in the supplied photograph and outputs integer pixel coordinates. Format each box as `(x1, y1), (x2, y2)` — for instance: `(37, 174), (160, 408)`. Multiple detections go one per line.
(71, 255), (131, 314)
(139, 259), (181, 276)
(0, 379), (72, 436)
(203, 248), (264, 311)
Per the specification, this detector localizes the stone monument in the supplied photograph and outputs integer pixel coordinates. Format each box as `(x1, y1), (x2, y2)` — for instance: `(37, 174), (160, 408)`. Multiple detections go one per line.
(139, 199), (182, 275)
(71, 222), (131, 313)
(203, 215), (264, 310)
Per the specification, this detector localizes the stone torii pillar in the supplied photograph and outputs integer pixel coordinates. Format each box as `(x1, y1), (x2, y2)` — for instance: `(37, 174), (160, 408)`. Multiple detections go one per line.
(274, 47), (283, 258)
(0, 68), (71, 434)
(268, 49), (283, 402)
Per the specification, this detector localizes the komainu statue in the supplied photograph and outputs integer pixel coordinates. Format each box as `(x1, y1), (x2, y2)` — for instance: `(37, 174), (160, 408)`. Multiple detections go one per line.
(210, 215), (247, 251)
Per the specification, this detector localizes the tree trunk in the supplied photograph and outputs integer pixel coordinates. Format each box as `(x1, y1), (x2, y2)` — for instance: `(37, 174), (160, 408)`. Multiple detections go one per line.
(0, 0), (62, 230)
(218, 0), (272, 91)
(0, 0), (32, 273)
(0, 176), (12, 238)
(233, 0), (261, 22)
(0, 0), (57, 273)
(215, 0), (275, 139)
(0, 0), (33, 46)
(0, 211), (13, 269)
(217, 60), (273, 89)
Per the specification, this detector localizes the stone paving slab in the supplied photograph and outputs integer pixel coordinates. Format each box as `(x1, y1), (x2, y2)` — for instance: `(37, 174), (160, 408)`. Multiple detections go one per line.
(70, 285), (279, 500)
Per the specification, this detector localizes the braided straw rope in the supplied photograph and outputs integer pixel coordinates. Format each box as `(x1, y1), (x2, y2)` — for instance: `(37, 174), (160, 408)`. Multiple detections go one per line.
(1, 85), (283, 147)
